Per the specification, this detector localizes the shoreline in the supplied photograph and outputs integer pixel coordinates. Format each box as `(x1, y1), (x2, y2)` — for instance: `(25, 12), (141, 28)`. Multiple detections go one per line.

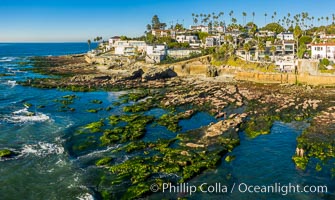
(17, 54), (335, 199)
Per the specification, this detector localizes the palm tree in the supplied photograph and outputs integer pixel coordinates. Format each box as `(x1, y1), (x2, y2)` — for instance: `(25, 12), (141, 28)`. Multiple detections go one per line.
(318, 18), (320, 26)
(242, 12), (247, 25)
(274, 11), (277, 22)
(270, 46), (276, 61)
(332, 14), (335, 25)
(326, 16), (329, 26)
(243, 42), (251, 62)
(252, 12), (255, 23)
(264, 13), (267, 25)
(192, 13), (195, 25)
(87, 39), (91, 51)
(229, 10), (234, 23)
(272, 15), (274, 23)
(257, 41), (265, 61)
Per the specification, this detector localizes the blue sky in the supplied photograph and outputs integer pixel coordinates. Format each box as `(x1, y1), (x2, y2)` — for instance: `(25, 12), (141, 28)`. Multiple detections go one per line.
(1, 0), (335, 42)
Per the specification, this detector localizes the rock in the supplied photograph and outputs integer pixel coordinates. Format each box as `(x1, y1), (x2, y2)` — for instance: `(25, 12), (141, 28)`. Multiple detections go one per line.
(142, 67), (177, 81)
(123, 68), (144, 80)
(186, 143), (205, 148)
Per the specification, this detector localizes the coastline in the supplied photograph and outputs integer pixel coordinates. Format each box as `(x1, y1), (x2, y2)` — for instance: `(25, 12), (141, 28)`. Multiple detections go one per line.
(15, 54), (335, 199)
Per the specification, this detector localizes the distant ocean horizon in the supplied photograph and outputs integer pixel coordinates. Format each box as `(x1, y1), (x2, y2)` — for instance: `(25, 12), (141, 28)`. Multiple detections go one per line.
(0, 42), (98, 57)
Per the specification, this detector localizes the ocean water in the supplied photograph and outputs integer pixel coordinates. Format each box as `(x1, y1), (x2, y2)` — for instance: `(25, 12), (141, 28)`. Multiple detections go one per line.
(0, 43), (334, 200)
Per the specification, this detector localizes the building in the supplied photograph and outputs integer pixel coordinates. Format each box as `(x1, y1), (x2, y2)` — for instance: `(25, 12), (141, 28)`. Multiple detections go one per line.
(112, 40), (147, 56)
(256, 30), (275, 38)
(311, 43), (335, 60)
(273, 40), (295, 55)
(190, 25), (209, 33)
(320, 33), (335, 40)
(175, 35), (201, 48)
(151, 29), (170, 37)
(277, 32), (294, 41)
(205, 36), (225, 47)
(146, 45), (167, 63)
(167, 49), (202, 59)
(108, 36), (121, 47)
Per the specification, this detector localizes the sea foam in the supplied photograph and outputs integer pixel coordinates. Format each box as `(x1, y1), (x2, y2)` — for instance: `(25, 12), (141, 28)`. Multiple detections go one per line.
(21, 142), (64, 157)
(5, 107), (50, 123)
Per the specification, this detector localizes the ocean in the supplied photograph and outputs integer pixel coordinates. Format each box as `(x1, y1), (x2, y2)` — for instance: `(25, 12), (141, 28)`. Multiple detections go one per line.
(0, 43), (334, 200)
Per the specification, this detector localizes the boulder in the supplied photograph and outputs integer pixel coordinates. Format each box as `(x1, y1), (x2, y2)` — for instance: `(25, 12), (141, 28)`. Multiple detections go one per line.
(142, 67), (177, 81)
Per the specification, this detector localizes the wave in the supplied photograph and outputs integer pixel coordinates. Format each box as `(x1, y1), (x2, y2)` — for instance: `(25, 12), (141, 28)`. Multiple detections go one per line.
(3, 107), (50, 123)
(0, 57), (17, 62)
(21, 141), (65, 157)
(3, 80), (17, 88)
(76, 193), (94, 200)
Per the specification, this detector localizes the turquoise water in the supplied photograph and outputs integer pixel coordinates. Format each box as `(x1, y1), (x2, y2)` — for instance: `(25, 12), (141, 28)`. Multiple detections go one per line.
(0, 43), (334, 200)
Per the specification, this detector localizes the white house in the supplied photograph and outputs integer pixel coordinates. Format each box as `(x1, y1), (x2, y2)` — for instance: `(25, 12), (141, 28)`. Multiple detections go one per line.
(151, 29), (170, 37)
(113, 40), (147, 56)
(320, 33), (335, 39)
(205, 36), (225, 47)
(277, 32), (294, 40)
(146, 45), (167, 63)
(167, 49), (202, 59)
(256, 30), (275, 38)
(273, 40), (295, 55)
(176, 35), (201, 48)
(311, 43), (335, 60)
(109, 36), (121, 47)
(190, 25), (209, 33)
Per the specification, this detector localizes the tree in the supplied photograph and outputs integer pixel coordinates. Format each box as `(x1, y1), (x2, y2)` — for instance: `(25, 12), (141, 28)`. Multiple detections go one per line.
(229, 10), (234, 23)
(174, 23), (184, 31)
(264, 13), (268, 25)
(242, 12), (247, 25)
(262, 23), (285, 34)
(294, 25), (302, 59)
(257, 41), (265, 60)
(270, 45), (276, 61)
(152, 15), (161, 29)
(252, 12), (255, 23)
(243, 42), (251, 62)
(87, 39), (91, 51)
(146, 24), (152, 31)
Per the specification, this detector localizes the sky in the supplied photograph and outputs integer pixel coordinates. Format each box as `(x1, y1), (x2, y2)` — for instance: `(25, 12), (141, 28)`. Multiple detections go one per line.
(1, 0), (335, 42)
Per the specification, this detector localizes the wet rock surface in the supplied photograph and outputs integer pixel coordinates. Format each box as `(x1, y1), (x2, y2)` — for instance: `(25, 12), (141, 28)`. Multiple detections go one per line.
(19, 55), (335, 199)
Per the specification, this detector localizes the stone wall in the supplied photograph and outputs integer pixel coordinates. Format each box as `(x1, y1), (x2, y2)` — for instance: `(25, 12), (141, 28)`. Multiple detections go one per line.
(235, 71), (335, 86)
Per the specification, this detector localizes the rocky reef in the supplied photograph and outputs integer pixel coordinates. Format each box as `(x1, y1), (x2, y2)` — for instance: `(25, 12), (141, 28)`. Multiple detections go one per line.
(18, 54), (335, 199)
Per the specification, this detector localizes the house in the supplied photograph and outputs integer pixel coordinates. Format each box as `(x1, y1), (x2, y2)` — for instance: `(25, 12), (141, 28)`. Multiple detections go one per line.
(167, 49), (202, 59)
(109, 36), (121, 47)
(112, 40), (147, 56)
(176, 35), (201, 48)
(190, 25), (209, 33)
(152, 29), (170, 37)
(273, 40), (295, 55)
(205, 36), (225, 47)
(319, 33), (335, 40)
(277, 32), (294, 41)
(311, 43), (335, 60)
(256, 30), (275, 38)
(146, 45), (167, 63)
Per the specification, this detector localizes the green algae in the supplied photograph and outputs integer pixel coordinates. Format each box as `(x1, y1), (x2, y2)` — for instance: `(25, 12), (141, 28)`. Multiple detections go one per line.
(0, 149), (13, 158)
(157, 111), (196, 132)
(91, 99), (103, 104)
(87, 108), (103, 113)
(96, 157), (113, 166)
(101, 115), (154, 145)
(82, 120), (104, 133)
